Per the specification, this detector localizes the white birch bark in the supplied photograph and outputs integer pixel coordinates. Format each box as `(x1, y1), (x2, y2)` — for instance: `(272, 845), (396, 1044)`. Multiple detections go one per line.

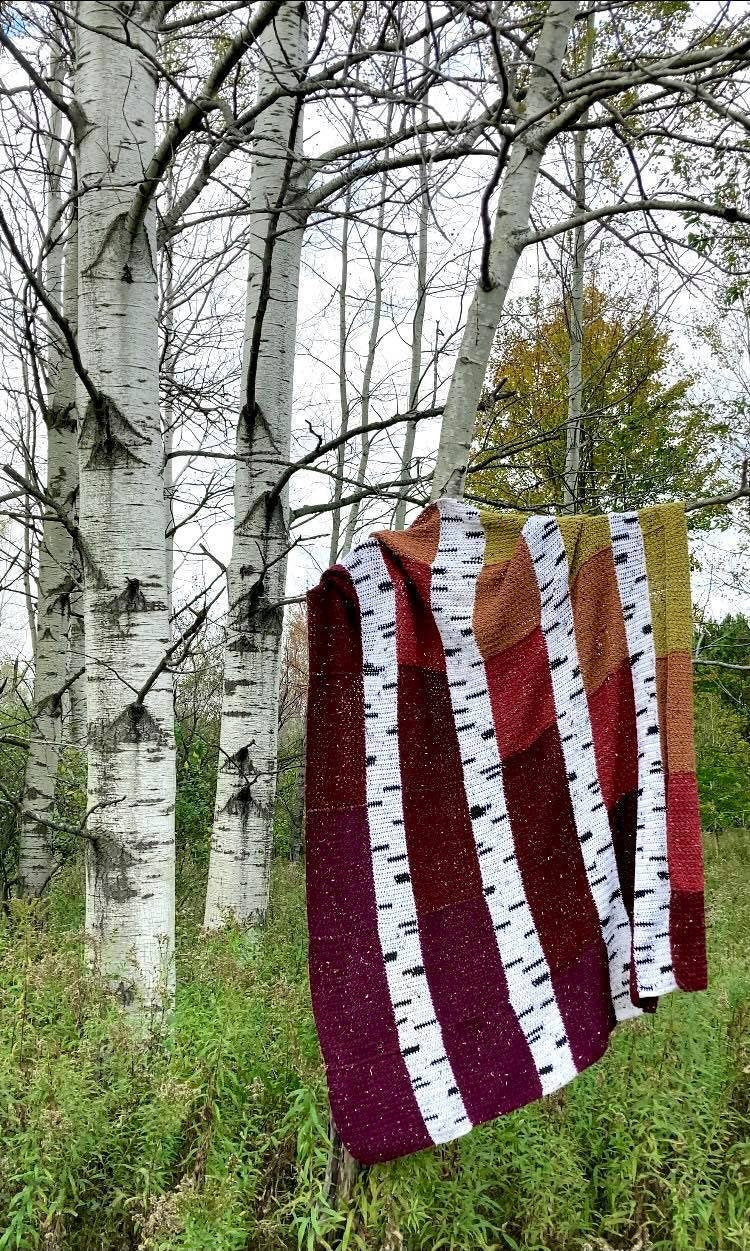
(562, 12), (594, 513)
(64, 214), (87, 750)
(19, 50), (80, 896)
(163, 244), (176, 629)
(75, 1), (175, 1011)
(341, 71), (398, 555)
(66, 591), (86, 746)
(329, 182), (353, 565)
(394, 50), (430, 532)
(340, 164), (388, 554)
(204, 4), (308, 929)
(432, 1), (579, 499)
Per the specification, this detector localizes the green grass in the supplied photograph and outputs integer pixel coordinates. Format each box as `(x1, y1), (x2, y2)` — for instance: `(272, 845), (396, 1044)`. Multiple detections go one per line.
(0, 833), (747, 1250)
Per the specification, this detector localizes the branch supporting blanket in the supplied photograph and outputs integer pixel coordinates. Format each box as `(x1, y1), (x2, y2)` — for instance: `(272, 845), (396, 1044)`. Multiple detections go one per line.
(305, 499), (707, 1164)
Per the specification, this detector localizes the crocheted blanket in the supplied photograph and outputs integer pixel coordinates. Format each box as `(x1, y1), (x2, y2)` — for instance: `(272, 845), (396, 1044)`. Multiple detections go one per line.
(305, 498), (707, 1165)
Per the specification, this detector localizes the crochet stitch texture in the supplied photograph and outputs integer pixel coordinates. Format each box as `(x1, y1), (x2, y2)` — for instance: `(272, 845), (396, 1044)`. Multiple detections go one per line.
(305, 498), (707, 1165)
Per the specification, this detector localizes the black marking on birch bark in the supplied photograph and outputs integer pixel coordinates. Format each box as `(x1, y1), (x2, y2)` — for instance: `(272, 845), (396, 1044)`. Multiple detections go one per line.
(93, 840), (140, 905)
(103, 578), (163, 626)
(92, 703), (166, 750)
(80, 393), (148, 469)
(46, 401), (78, 435)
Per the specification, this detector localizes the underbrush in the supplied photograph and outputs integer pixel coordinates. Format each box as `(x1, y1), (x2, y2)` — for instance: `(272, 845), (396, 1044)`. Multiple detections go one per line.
(0, 834), (747, 1250)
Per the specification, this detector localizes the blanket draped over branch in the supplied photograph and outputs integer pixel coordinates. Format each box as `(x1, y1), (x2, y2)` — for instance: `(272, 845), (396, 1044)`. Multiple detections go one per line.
(305, 497), (707, 1164)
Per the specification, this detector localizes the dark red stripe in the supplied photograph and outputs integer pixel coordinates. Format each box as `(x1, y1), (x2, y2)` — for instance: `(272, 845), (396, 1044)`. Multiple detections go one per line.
(485, 626), (556, 757)
(587, 658), (639, 812)
(670, 889), (708, 991)
(500, 720), (612, 1066)
(306, 571), (366, 812)
(587, 656), (641, 1002)
(667, 771), (704, 891)
(305, 570), (432, 1164)
(384, 550), (542, 1123)
(666, 770), (707, 991)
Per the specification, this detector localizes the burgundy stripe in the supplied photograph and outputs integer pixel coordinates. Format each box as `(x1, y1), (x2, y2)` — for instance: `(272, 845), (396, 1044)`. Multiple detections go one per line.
(305, 571), (432, 1163)
(587, 659), (639, 1006)
(484, 624), (612, 1051)
(500, 721), (612, 1066)
(587, 656), (642, 1007)
(666, 771), (707, 990)
(670, 890), (708, 991)
(587, 658), (639, 812)
(384, 550), (542, 1123)
(551, 943), (614, 1069)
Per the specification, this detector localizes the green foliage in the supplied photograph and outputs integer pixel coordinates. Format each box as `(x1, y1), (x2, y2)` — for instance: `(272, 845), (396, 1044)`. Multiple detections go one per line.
(695, 688), (750, 831)
(472, 284), (729, 515)
(693, 613), (750, 831)
(273, 729), (305, 862)
(0, 705), (26, 897)
(54, 747), (86, 832)
(175, 724), (217, 880)
(696, 615), (750, 737)
(0, 837), (747, 1249)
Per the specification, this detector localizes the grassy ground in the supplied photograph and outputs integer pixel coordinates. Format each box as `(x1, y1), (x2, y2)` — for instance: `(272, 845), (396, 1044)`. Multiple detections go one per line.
(0, 832), (747, 1251)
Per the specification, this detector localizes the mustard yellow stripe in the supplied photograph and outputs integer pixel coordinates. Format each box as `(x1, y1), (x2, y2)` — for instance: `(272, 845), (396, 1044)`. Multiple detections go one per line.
(479, 508), (613, 576)
(478, 502), (692, 656)
(478, 509), (527, 564)
(557, 514), (612, 581)
(639, 502), (692, 657)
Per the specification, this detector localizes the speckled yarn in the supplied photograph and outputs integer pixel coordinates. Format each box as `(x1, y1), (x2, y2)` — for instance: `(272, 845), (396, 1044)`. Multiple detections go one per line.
(305, 498), (707, 1165)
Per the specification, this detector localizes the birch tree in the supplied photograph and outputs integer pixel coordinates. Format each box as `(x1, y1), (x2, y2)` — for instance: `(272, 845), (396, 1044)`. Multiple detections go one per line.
(434, 2), (750, 501)
(74, 0), (176, 1010)
(432, 0), (580, 500)
(204, 3), (308, 929)
(561, 12), (594, 514)
(18, 39), (80, 896)
(394, 42), (430, 532)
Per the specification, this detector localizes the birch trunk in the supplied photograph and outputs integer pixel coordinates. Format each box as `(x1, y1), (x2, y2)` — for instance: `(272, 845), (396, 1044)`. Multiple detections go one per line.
(66, 592), (86, 746)
(19, 51), (80, 896)
(341, 77), (397, 554)
(163, 249), (176, 629)
(329, 184), (353, 565)
(432, 1), (579, 499)
(562, 12), (594, 513)
(561, 193), (585, 512)
(64, 215), (87, 751)
(204, 4), (308, 929)
(340, 165), (388, 554)
(394, 52), (430, 532)
(75, 1), (175, 1011)
(162, 157), (177, 628)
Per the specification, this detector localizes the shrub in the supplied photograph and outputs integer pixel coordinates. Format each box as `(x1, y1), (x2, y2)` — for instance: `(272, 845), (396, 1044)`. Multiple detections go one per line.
(695, 688), (750, 830)
(0, 838), (747, 1249)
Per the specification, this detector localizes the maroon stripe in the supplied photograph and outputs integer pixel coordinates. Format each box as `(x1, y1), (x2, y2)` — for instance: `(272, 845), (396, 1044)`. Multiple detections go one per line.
(670, 889), (708, 991)
(306, 571), (365, 812)
(551, 942), (614, 1069)
(665, 770), (707, 991)
(500, 720), (612, 1065)
(485, 626), (556, 757)
(383, 549), (542, 1124)
(305, 570), (432, 1164)
(587, 658), (639, 812)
